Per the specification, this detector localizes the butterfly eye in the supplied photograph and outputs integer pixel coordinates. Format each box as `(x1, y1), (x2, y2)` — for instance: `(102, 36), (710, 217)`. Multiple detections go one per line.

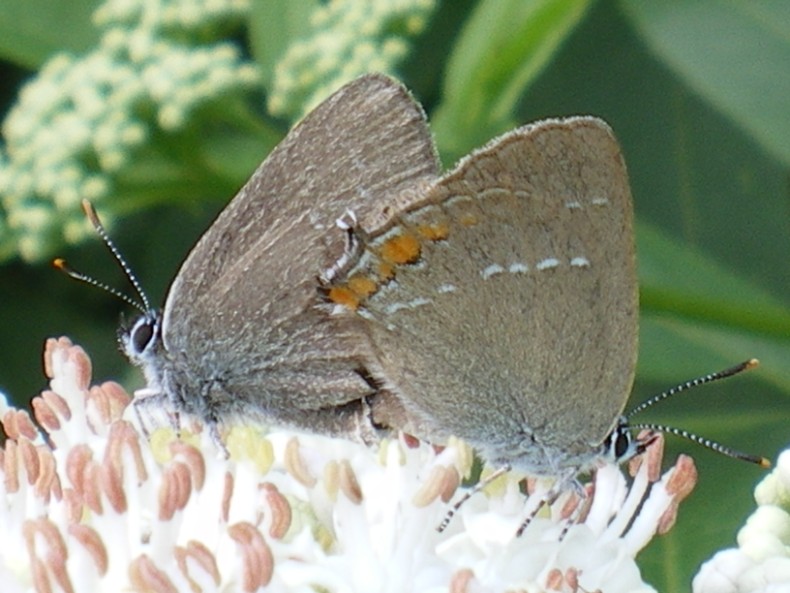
(601, 417), (635, 464)
(613, 428), (633, 461)
(129, 314), (158, 355)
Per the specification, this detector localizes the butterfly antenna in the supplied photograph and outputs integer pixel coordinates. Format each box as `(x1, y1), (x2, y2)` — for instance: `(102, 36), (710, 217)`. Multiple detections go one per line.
(628, 359), (769, 468)
(627, 359), (758, 418)
(630, 421), (770, 467)
(53, 200), (151, 314)
(53, 258), (146, 314)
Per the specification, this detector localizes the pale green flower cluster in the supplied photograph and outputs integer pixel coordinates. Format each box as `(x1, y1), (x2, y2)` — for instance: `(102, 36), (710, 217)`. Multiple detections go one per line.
(0, 0), (438, 262)
(94, 0), (250, 29)
(694, 450), (790, 592)
(0, 0), (257, 262)
(268, 0), (437, 121)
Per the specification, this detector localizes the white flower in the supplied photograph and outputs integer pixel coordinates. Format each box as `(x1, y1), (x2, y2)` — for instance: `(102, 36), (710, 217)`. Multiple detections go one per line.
(694, 451), (790, 593)
(0, 0), (257, 262)
(268, 0), (438, 120)
(0, 337), (695, 592)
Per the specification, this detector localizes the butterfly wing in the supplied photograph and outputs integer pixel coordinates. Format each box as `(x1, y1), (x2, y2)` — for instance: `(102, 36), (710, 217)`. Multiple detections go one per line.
(160, 74), (440, 435)
(329, 117), (638, 470)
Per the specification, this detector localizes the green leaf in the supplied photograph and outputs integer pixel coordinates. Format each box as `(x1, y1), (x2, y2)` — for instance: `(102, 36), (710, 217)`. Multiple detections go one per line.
(639, 312), (790, 391)
(248, 0), (322, 86)
(0, 0), (101, 68)
(431, 0), (591, 162)
(621, 0), (790, 165)
(635, 221), (790, 393)
(638, 222), (790, 340)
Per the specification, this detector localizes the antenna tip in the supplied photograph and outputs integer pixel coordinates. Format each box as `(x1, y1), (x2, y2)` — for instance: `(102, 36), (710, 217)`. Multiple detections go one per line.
(81, 199), (100, 226)
(758, 457), (772, 469)
(53, 258), (81, 279)
(745, 358), (760, 370)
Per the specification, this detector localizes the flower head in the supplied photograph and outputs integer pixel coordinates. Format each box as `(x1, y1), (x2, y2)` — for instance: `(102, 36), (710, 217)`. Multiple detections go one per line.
(0, 337), (695, 592)
(0, 0), (257, 262)
(268, 0), (438, 121)
(693, 449), (790, 593)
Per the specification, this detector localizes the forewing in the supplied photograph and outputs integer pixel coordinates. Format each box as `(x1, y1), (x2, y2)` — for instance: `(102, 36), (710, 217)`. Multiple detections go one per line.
(161, 74), (440, 414)
(334, 117), (638, 463)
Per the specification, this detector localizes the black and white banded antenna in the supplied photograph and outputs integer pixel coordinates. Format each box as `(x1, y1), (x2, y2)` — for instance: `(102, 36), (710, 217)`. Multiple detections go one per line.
(628, 359), (770, 468)
(53, 199), (152, 316)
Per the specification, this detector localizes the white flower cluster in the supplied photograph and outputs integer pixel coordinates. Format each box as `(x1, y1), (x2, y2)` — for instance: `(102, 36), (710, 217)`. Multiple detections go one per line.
(94, 0), (251, 30)
(694, 450), (790, 593)
(268, 0), (437, 121)
(0, 337), (696, 592)
(0, 0), (257, 262)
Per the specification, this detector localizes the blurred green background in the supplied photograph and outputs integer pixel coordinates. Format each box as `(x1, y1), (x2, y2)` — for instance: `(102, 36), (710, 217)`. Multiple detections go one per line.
(0, 1), (788, 590)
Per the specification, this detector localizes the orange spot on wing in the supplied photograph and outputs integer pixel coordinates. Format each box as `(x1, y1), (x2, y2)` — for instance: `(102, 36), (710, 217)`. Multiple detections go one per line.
(417, 222), (450, 241)
(347, 275), (378, 299)
(377, 261), (395, 281)
(379, 233), (421, 265)
(327, 286), (360, 310)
